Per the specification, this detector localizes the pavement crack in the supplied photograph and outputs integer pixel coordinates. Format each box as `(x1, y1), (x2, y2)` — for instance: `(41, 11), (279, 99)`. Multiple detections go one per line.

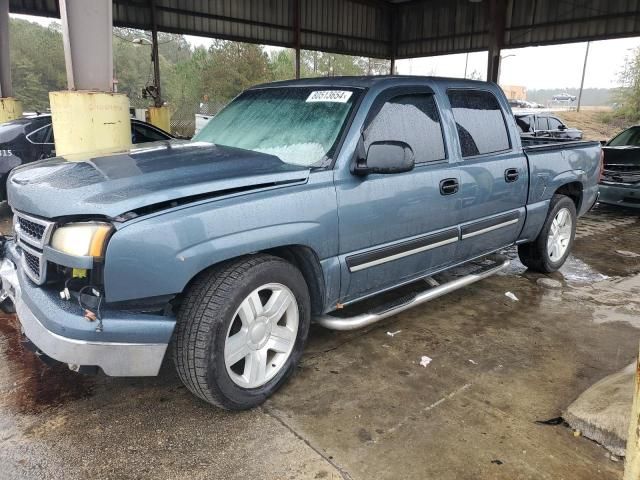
(261, 405), (353, 480)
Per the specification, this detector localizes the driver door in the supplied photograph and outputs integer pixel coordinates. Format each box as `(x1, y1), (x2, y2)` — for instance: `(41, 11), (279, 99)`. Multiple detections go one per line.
(334, 88), (461, 303)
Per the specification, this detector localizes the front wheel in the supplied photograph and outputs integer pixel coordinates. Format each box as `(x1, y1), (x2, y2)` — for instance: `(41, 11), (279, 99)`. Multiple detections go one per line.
(173, 254), (311, 410)
(518, 194), (577, 273)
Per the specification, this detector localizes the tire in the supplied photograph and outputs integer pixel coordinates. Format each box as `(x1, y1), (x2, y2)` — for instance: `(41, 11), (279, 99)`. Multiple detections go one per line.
(173, 254), (311, 410)
(518, 194), (577, 273)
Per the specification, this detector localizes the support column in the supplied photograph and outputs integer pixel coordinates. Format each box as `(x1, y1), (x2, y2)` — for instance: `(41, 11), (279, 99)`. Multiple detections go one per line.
(624, 347), (640, 480)
(294, 0), (301, 79)
(486, 0), (506, 83)
(51, 0), (131, 158)
(0, 0), (22, 122)
(147, 0), (170, 132)
(389, 5), (397, 75)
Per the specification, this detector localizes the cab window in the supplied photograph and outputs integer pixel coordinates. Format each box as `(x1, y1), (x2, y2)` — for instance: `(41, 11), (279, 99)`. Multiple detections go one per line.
(447, 89), (510, 157)
(365, 93), (446, 164)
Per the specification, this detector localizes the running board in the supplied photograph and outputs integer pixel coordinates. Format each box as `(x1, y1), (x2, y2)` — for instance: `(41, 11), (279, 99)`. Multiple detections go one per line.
(315, 255), (510, 331)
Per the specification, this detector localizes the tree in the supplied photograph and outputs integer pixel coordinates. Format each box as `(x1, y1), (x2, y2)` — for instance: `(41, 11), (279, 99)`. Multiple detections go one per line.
(615, 47), (640, 121)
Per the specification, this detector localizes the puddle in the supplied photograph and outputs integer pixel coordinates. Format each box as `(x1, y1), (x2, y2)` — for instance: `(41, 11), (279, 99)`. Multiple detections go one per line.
(0, 313), (94, 414)
(557, 256), (609, 285)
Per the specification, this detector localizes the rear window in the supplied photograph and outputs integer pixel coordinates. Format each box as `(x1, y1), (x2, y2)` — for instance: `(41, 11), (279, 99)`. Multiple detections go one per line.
(447, 90), (510, 157)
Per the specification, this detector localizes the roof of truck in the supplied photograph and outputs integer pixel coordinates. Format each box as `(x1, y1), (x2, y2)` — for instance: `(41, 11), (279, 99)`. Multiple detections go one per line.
(251, 75), (493, 90)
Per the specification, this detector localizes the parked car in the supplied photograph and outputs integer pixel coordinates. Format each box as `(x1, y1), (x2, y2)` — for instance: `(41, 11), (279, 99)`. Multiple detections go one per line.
(0, 77), (601, 409)
(514, 113), (583, 140)
(552, 93), (577, 102)
(599, 125), (640, 208)
(0, 114), (173, 201)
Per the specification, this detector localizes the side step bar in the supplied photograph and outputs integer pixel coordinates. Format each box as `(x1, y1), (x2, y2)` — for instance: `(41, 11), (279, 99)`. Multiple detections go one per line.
(315, 255), (510, 331)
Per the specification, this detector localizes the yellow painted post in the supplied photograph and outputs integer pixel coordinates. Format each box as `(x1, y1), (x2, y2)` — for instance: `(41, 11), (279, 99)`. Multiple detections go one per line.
(49, 90), (131, 158)
(0, 97), (22, 123)
(624, 346), (640, 480)
(147, 105), (171, 133)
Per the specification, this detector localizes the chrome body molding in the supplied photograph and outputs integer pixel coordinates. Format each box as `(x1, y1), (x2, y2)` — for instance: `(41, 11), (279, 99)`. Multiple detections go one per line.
(460, 218), (519, 240)
(349, 236), (458, 272)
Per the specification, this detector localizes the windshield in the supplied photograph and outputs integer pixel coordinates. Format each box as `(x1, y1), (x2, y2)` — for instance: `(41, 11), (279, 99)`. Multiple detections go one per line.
(608, 127), (640, 146)
(193, 87), (359, 167)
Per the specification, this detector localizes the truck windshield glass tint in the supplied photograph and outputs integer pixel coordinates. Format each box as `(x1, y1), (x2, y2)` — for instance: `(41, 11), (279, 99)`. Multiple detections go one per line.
(608, 127), (640, 146)
(193, 87), (359, 167)
(447, 90), (510, 157)
(365, 94), (446, 163)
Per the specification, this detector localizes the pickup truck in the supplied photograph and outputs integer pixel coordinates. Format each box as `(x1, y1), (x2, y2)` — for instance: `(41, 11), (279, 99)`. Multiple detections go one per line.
(0, 77), (601, 410)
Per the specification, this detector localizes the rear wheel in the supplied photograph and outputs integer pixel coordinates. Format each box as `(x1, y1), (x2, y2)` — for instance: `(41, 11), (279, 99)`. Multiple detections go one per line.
(173, 254), (310, 410)
(518, 194), (577, 273)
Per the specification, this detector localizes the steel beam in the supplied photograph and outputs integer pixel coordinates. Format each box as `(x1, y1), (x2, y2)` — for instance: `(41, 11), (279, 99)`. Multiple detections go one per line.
(150, 0), (162, 107)
(0, 0), (11, 97)
(486, 0), (506, 83)
(59, 0), (113, 91)
(294, 0), (301, 79)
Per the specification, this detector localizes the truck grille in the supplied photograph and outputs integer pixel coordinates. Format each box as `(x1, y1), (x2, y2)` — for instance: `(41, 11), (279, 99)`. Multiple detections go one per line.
(23, 248), (41, 277)
(13, 211), (54, 285)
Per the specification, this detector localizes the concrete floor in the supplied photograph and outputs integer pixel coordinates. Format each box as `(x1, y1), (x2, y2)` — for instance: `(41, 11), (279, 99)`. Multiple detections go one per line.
(1, 204), (640, 480)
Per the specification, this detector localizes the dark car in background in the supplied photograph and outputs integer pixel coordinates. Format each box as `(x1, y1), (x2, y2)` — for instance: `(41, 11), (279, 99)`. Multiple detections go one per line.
(599, 126), (640, 208)
(0, 114), (173, 201)
(515, 113), (583, 140)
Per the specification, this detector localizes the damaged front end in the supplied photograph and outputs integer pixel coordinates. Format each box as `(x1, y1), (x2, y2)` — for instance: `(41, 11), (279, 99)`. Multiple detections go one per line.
(599, 147), (640, 208)
(0, 210), (176, 377)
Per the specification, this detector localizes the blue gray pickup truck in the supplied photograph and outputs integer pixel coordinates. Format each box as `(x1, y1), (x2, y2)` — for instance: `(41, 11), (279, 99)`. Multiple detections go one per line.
(0, 77), (601, 409)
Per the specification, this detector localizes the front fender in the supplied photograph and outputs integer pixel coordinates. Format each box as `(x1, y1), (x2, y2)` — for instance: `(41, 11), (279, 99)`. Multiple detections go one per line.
(103, 172), (338, 303)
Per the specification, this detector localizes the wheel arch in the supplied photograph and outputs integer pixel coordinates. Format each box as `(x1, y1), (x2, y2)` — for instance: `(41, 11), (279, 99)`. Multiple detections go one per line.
(176, 244), (326, 316)
(553, 180), (583, 212)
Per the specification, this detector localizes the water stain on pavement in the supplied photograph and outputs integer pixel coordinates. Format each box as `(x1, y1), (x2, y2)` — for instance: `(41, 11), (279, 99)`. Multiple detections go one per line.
(0, 313), (94, 414)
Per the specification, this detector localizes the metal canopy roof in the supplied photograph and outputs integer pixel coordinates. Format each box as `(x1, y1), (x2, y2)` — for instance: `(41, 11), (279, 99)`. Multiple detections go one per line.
(9, 0), (640, 60)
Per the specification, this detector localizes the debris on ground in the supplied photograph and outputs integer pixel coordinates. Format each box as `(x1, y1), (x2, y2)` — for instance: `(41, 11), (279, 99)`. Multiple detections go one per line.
(573, 430), (582, 438)
(468, 359), (477, 365)
(534, 416), (566, 426)
(616, 250), (640, 258)
(387, 330), (402, 337)
(536, 278), (563, 289)
(564, 362), (635, 457)
(505, 291), (519, 302)
(490, 459), (503, 465)
(419, 356), (432, 367)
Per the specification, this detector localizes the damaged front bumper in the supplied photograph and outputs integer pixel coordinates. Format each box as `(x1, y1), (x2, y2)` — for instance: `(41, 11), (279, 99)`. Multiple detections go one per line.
(0, 238), (175, 376)
(599, 182), (640, 208)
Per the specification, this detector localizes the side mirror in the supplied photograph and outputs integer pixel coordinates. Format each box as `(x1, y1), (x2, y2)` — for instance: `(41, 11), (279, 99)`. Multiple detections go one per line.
(353, 141), (415, 176)
(600, 140), (607, 146)
(558, 124), (567, 130)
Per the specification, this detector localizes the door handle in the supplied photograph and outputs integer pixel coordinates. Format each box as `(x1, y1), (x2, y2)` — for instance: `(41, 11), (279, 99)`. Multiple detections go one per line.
(504, 168), (519, 183)
(439, 178), (459, 195)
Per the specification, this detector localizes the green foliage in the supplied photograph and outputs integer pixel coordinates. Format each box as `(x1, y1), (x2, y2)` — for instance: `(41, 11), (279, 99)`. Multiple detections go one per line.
(9, 18), (65, 111)
(614, 47), (640, 121)
(8, 17), (387, 130)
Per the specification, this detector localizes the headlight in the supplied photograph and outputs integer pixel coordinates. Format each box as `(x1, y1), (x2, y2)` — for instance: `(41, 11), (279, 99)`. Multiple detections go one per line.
(50, 222), (113, 257)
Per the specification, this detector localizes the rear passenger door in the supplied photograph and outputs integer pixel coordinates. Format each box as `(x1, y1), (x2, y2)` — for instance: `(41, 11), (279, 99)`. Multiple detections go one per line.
(446, 89), (528, 261)
(336, 88), (460, 302)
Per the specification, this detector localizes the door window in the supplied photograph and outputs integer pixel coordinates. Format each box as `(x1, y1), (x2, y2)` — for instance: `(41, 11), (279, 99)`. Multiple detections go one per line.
(132, 123), (169, 144)
(364, 93), (446, 164)
(547, 117), (563, 130)
(446, 90), (510, 157)
(535, 116), (549, 130)
(26, 124), (53, 144)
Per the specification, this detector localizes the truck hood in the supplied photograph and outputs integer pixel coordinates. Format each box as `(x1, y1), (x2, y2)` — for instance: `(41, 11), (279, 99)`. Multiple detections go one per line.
(7, 141), (310, 219)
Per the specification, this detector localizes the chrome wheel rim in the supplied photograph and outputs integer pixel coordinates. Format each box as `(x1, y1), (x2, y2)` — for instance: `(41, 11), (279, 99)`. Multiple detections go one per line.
(224, 283), (299, 389)
(547, 207), (572, 261)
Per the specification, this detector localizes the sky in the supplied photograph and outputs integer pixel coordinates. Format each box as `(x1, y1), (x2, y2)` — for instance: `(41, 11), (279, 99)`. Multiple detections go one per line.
(11, 13), (640, 90)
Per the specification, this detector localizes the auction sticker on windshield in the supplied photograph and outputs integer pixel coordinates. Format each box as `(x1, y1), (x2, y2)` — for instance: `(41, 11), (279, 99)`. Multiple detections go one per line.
(306, 90), (353, 103)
